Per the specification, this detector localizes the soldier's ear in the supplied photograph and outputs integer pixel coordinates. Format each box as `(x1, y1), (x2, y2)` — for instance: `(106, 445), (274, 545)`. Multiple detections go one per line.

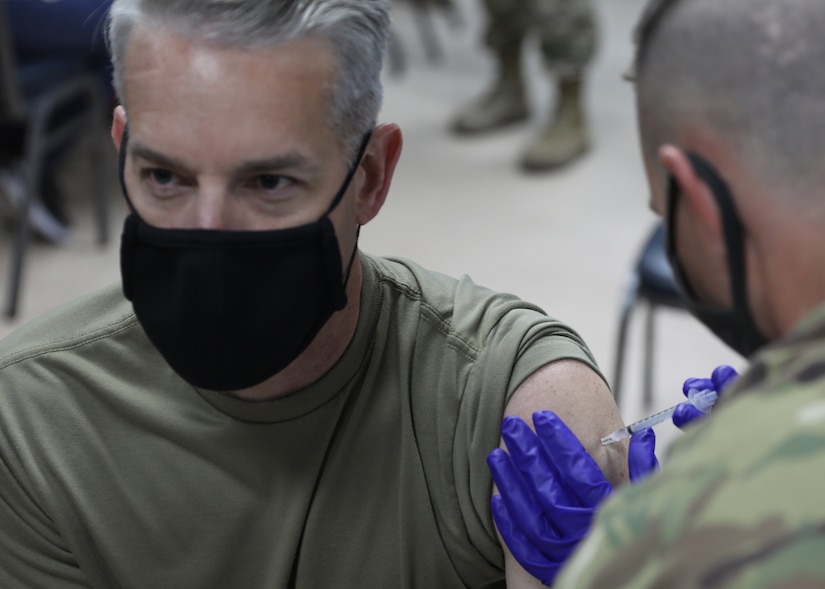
(659, 145), (724, 241)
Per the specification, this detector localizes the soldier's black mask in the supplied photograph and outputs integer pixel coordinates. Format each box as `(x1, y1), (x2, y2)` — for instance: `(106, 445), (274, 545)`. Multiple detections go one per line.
(665, 152), (768, 358)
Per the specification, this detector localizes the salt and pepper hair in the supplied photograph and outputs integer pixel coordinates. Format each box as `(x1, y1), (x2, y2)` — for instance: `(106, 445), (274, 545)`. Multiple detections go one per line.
(632, 0), (825, 202)
(107, 0), (390, 157)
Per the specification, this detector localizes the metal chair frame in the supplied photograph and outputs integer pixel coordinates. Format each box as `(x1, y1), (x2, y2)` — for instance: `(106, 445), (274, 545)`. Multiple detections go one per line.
(0, 4), (108, 319)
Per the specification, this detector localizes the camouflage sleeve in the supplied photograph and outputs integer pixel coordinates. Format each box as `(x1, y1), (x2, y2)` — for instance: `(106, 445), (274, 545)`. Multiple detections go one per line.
(553, 380), (825, 589)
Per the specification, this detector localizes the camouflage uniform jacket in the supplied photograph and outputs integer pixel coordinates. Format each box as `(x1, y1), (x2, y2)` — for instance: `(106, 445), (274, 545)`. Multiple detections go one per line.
(554, 302), (825, 588)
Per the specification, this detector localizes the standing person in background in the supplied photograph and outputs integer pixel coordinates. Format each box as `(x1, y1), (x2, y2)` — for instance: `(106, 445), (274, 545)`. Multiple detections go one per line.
(450, 0), (598, 172)
(0, 1), (628, 586)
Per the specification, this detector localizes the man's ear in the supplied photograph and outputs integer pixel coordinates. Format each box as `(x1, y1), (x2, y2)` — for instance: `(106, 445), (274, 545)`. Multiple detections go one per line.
(112, 106), (127, 152)
(355, 123), (403, 225)
(659, 144), (723, 239)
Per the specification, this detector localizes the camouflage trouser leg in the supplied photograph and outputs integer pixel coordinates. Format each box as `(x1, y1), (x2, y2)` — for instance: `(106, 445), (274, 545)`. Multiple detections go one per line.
(482, 0), (529, 55)
(533, 0), (597, 77)
(482, 0), (597, 76)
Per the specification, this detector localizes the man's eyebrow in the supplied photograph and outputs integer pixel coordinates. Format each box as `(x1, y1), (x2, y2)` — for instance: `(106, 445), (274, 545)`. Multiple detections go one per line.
(129, 142), (319, 176)
(234, 152), (319, 177)
(130, 143), (190, 173)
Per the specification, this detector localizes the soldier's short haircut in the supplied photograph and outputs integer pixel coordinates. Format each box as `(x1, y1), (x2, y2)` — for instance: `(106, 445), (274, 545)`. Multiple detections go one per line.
(632, 0), (825, 203)
(106, 0), (390, 159)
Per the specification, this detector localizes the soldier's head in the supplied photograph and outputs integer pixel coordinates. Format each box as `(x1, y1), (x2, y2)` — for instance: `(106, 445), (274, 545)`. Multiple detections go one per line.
(631, 0), (825, 355)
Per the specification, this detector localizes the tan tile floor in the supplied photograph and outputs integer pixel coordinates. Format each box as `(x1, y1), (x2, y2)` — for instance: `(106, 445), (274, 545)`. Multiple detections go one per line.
(0, 0), (745, 459)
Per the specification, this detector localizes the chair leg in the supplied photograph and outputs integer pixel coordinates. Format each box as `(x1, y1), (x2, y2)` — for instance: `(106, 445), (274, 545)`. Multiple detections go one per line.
(5, 162), (35, 318)
(88, 120), (108, 246)
(642, 302), (657, 410)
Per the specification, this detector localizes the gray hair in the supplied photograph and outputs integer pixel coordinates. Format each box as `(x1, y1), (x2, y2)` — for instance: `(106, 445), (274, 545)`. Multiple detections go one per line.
(107, 0), (390, 157)
(633, 0), (825, 202)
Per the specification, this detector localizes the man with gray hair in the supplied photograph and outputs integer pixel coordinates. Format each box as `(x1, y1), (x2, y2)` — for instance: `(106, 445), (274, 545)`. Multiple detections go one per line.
(0, 1), (628, 587)
(487, 0), (825, 586)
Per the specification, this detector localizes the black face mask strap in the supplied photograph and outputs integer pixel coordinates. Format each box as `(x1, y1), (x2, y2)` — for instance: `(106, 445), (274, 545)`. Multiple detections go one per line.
(331, 131), (373, 292)
(340, 225), (361, 291)
(323, 131), (374, 217)
(684, 152), (750, 313)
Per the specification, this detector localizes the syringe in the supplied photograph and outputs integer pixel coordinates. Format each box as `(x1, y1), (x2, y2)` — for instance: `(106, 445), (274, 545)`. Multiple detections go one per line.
(600, 388), (717, 445)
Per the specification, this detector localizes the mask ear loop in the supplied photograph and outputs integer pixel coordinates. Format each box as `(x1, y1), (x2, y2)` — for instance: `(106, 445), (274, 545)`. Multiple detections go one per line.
(685, 152), (751, 320)
(668, 152), (766, 353)
(335, 132), (374, 291)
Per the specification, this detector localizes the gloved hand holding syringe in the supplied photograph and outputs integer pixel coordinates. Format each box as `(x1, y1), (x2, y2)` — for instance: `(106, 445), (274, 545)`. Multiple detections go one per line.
(601, 388), (717, 445)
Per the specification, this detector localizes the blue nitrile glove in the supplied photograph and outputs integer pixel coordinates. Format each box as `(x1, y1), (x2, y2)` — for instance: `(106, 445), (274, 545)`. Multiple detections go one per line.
(487, 411), (658, 586)
(672, 364), (739, 429)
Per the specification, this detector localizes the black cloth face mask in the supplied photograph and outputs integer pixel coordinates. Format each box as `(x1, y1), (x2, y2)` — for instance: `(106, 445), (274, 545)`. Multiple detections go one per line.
(119, 128), (371, 390)
(666, 152), (768, 358)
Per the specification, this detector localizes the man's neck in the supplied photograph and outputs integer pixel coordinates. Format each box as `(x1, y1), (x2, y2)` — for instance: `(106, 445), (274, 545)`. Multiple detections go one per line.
(226, 258), (364, 402)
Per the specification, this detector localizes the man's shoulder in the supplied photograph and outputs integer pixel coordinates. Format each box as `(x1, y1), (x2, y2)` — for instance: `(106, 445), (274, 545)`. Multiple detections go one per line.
(364, 253), (549, 325)
(0, 283), (138, 369)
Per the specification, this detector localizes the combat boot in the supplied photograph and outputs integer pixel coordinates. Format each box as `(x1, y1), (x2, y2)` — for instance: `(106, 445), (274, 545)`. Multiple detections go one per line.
(520, 76), (589, 172)
(450, 48), (528, 135)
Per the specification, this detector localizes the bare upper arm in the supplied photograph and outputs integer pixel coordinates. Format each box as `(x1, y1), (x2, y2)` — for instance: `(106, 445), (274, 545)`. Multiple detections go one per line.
(495, 359), (629, 587)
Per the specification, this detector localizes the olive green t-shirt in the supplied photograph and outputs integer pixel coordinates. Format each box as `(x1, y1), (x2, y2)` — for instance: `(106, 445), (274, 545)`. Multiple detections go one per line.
(0, 253), (602, 588)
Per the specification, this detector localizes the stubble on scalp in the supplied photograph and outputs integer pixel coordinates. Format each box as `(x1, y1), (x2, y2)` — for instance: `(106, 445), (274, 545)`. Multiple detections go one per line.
(633, 0), (825, 203)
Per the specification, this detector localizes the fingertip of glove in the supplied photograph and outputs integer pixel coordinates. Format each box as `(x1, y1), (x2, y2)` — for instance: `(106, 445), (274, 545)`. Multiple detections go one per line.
(713, 364), (739, 388)
(682, 377), (713, 396)
(501, 415), (528, 436)
(531, 410), (561, 432)
(672, 403), (702, 429)
(487, 447), (506, 468)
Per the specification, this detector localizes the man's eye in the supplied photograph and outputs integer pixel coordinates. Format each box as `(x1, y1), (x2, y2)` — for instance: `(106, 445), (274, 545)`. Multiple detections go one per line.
(256, 175), (287, 190)
(149, 169), (177, 186)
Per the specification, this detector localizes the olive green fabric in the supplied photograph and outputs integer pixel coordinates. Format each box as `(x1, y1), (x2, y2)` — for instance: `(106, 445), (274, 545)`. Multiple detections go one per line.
(555, 302), (825, 589)
(0, 252), (603, 589)
(482, 0), (597, 75)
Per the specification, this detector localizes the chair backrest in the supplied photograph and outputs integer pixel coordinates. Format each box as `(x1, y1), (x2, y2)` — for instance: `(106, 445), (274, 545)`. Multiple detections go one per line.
(0, 3), (25, 120)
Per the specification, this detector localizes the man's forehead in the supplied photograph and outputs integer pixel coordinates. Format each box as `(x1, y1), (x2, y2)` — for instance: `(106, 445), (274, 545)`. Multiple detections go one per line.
(124, 23), (335, 80)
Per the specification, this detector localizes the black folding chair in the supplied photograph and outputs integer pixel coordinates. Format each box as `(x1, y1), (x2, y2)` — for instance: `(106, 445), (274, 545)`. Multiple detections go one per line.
(0, 3), (109, 318)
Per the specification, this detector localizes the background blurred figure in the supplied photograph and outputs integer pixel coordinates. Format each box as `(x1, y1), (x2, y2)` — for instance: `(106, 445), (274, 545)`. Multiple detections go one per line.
(0, 0), (112, 242)
(450, 0), (598, 172)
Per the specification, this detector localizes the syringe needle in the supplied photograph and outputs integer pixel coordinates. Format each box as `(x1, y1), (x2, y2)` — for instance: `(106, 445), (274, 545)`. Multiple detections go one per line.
(600, 388), (718, 446)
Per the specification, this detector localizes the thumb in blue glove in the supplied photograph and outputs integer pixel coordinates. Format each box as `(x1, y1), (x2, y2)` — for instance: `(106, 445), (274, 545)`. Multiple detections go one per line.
(672, 364), (739, 429)
(487, 411), (658, 585)
(628, 427), (658, 483)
